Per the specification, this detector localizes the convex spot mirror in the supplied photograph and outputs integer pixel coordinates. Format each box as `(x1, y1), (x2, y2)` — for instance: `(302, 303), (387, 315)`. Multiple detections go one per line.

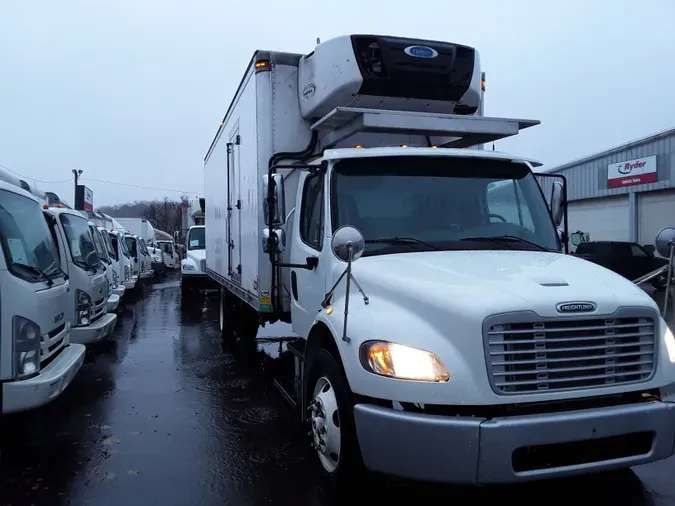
(262, 174), (286, 226)
(655, 227), (675, 257)
(262, 228), (286, 254)
(331, 226), (365, 262)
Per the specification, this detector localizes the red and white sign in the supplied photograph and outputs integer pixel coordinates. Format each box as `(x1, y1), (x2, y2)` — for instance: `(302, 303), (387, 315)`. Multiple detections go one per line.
(607, 155), (657, 188)
(83, 186), (93, 211)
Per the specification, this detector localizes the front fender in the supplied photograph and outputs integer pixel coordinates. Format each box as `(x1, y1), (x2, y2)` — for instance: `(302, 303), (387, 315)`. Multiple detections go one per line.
(312, 293), (475, 406)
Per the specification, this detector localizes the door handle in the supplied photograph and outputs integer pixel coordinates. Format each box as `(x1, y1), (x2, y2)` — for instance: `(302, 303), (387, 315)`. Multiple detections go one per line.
(306, 256), (318, 269)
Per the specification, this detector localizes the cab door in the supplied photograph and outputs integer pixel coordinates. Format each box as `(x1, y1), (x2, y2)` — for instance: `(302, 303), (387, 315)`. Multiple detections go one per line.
(289, 170), (328, 338)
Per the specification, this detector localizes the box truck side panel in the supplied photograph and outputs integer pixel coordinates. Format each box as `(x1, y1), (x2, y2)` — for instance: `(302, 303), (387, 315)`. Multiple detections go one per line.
(205, 65), (260, 302)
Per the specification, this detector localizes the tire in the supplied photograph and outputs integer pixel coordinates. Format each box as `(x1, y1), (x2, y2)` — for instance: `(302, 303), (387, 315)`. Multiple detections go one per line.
(219, 287), (235, 341)
(180, 277), (192, 300)
(652, 273), (668, 290)
(307, 349), (365, 490)
(220, 288), (258, 342)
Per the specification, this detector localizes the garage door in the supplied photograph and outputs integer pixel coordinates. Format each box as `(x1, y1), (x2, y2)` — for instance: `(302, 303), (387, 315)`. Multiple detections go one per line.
(567, 195), (630, 242)
(638, 189), (675, 254)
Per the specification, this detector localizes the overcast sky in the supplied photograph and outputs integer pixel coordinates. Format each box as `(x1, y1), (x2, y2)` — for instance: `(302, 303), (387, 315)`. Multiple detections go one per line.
(1, 0), (673, 206)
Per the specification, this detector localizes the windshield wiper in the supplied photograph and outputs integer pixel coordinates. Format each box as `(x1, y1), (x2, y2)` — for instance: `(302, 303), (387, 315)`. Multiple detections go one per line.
(366, 237), (440, 250)
(460, 235), (551, 251)
(12, 262), (54, 287)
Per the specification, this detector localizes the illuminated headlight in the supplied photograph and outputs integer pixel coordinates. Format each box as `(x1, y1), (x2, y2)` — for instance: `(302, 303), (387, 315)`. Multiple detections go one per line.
(183, 264), (195, 271)
(359, 341), (450, 382)
(12, 316), (41, 378)
(75, 289), (92, 326)
(664, 325), (675, 363)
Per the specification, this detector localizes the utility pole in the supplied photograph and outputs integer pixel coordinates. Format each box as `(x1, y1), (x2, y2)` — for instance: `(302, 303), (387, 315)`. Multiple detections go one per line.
(72, 168), (83, 205)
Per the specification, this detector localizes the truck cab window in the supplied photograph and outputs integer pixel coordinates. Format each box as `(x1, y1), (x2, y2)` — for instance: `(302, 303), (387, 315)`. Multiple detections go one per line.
(630, 244), (648, 257)
(300, 172), (324, 250)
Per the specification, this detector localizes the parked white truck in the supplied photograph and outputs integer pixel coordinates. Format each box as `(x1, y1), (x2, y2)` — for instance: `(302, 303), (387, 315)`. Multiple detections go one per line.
(0, 168), (86, 413)
(116, 218), (166, 275)
(43, 207), (117, 345)
(204, 34), (675, 486)
(180, 224), (217, 297)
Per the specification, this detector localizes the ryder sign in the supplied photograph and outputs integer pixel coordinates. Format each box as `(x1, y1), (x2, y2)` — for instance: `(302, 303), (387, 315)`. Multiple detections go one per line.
(607, 155), (657, 188)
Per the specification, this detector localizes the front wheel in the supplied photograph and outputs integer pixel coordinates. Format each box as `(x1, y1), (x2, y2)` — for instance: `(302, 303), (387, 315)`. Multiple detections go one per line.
(652, 273), (669, 290)
(308, 349), (365, 488)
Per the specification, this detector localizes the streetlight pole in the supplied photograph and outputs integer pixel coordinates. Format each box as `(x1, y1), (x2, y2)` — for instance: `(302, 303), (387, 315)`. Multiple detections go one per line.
(72, 168), (83, 206)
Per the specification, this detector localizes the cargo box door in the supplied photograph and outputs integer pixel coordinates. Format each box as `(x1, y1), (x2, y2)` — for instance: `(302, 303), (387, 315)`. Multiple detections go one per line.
(227, 131), (242, 282)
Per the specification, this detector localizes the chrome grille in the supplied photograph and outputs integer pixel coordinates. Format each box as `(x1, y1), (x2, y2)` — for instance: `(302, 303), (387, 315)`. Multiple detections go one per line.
(200, 259), (206, 272)
(483, 309), (657, 395)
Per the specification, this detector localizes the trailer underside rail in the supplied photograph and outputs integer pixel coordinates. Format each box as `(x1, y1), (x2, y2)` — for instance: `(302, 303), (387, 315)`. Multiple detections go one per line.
(311, 107), (540, 149)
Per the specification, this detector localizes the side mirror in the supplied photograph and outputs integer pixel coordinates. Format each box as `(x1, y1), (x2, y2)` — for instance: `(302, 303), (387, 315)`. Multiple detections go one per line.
(263, 174), (286, 226)
(85, 251), (99, 269)
(262, 228), (286, 253)
(643, 244), (656, 256)
(331, 226), (366, 262)
(570, 232), (582, 247)
(550, 181), (565, 228)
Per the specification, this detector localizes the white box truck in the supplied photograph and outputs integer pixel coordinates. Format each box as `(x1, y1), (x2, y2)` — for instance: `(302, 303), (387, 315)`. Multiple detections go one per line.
(116, 218), (165, 274)
(204, 34), (675, 486)
(0, 169), (86, 413)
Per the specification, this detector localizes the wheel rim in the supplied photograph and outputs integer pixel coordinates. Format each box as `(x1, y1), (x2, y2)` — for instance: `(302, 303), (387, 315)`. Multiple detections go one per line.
(309, 376), (341, 473)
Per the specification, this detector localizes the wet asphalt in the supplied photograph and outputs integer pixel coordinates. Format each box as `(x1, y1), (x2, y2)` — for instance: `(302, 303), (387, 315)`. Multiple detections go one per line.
(3, 272), (675, 506)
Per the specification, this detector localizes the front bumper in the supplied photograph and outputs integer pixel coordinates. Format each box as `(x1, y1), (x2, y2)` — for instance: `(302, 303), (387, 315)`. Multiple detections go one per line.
(112, 285), (125, 298)
(123, 275), (138, 290)
(106, 293), (120, 313)
(70, 313), (118, 345)
(140, 269), (153, 279)
(3, 343), (86, 414)
(354, 401), (675, 484)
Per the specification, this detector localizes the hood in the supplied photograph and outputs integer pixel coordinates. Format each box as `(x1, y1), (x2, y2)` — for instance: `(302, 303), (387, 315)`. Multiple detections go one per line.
(187, 249), (206, 261)
(349, 250), (656, 319)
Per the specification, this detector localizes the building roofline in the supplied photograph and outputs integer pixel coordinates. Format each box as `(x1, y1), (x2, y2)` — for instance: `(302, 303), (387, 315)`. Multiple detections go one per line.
(542, 126), (675, 174)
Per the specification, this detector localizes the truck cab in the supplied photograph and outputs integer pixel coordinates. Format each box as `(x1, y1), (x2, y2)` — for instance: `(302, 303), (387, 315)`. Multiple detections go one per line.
(0, 174), (85, 413)
(88, 222), (122, 312)
(156, 240), (176, 268)
(97, 224), (125, 300)
(109, 229), (137, 291)
(137, 237), (154, 279)
(180, 225), (214, 296)
(43, 207), (117, 345)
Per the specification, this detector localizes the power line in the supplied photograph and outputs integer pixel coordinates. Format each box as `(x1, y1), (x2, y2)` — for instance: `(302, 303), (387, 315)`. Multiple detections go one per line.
(0, 162), (203, 195)
(81, 177), (203, 195)
(0, 163), (70, 184)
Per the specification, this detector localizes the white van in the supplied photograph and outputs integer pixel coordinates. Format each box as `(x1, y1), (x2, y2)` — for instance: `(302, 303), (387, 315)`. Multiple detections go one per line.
(96, 225), (125, 299)
(0, 175), (85, 413)
(43, 207), (117, 345)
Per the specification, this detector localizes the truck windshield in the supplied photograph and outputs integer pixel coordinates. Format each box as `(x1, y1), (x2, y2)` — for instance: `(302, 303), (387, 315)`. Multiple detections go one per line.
(124, 236), (137, 258)
(330, 156), (560, 256)
(0, 189), (61, 282)
(60, 214), (100, 270)
(101, 229), (117, 260)
(187, 228), (205, 250)
(91, 227), (110, 263)
(139, 238), (149, 255)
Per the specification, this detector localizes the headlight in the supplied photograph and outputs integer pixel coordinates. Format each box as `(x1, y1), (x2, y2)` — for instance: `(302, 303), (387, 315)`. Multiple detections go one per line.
(359, 341), (450, 382)
(153, 255), (161, 262)
(183, 264), (195, 271)
(12, 316), (41, 378)
(664, 325), (675, 363)
(75, 289), (92, 326)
